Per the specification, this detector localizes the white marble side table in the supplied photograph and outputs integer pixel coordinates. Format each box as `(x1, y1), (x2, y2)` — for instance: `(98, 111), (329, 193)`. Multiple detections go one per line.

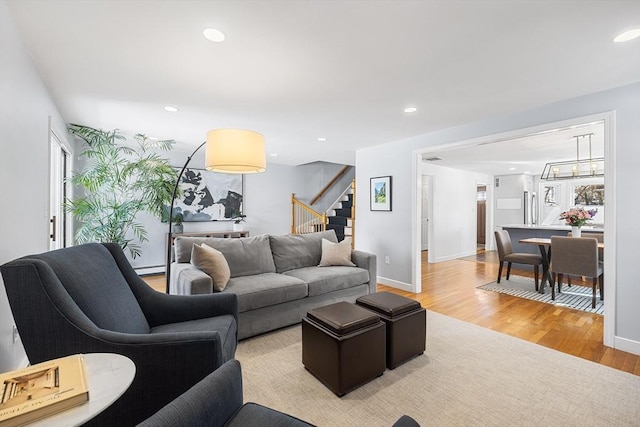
(27, 353), (135, 427)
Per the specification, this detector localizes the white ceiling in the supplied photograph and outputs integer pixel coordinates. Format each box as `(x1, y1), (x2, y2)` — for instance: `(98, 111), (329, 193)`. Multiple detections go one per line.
(421, 120), (605, 177)
(6, 0), (640, 166)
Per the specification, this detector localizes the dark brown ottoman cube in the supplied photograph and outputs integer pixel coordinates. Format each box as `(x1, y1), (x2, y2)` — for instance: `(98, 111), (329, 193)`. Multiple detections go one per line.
(356, 292), (426, 369)
(302, 301), (386, 397)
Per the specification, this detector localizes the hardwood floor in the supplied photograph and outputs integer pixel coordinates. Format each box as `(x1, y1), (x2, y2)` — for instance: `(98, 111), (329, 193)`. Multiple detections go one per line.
(142, 250), (640, 376)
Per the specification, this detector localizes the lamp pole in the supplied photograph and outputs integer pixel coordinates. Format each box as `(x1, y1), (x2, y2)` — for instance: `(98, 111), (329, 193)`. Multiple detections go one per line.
(165, 141), (206, 293)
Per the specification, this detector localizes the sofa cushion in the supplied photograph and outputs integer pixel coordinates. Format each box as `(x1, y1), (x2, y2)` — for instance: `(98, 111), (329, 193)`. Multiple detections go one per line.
(191, 244), (231, 291)
(224, 273), (308, 312)
(269, 230), (338, 273)
(319, 238), (356, 267)
(284, 266), (369, 297)
(175, 235), (276, 277)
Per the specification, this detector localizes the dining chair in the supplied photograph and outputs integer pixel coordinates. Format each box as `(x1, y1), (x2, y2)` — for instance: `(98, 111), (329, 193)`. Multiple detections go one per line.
(550, 236), (603, 308)
(565, 231), (604, 287)
(494, 230), (543, 291)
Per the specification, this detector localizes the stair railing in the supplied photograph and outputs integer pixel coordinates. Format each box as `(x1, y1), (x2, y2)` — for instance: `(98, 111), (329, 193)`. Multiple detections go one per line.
(350, 179), (355, 248)
(291, 194), (327, 234)
(310, 165), (351, 206)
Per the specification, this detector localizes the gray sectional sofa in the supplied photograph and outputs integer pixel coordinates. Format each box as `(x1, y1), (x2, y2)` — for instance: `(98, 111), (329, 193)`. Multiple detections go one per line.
(170, 230), (377, 339)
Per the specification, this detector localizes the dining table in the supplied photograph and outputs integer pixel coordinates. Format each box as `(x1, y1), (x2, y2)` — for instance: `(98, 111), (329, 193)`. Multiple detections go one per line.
(519, 237), (605, 294)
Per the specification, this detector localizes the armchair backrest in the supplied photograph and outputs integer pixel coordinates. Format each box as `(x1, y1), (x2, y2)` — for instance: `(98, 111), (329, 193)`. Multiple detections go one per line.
(494, 230), (514, 260)
(551, 236), (599, 277)
(2, 243), (150, 335)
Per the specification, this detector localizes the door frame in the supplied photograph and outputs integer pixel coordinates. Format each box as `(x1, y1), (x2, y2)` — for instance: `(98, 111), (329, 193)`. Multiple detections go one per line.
(411, 111), (616, 348)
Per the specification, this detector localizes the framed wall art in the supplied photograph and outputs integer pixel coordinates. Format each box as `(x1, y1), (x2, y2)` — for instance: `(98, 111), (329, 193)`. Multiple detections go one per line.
(168, 168), (243, 222)
(370, 176), (392, 211)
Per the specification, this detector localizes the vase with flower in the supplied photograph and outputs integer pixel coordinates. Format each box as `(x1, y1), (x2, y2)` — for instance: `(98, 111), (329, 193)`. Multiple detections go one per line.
(559, 207), (598, 237)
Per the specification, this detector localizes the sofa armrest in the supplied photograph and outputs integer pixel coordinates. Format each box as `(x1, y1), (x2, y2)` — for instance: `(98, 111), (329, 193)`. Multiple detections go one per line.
(352, 250), (377, 293)
(137, 360), (243, 427)
(171, 263), (213, 295)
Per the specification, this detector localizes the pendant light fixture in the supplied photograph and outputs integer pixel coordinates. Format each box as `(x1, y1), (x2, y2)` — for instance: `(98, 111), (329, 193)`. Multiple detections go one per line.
(540, 133), (604, 180)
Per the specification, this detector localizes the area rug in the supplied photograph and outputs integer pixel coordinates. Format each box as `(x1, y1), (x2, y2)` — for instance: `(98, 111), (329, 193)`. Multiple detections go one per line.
(477, 275), (604, 315)
(236, 311), (638, 426)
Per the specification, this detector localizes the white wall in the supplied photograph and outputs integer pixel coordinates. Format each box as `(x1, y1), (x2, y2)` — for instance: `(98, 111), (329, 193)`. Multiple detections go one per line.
(356, 82), (640, 352)
(0, 0), (72, 371)
(127, 150), (297, 271)
(421, 163), (492, 263)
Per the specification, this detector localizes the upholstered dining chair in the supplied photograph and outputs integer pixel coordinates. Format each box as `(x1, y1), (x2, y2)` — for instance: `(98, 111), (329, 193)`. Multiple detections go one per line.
(494, 230), (544, 290)
(550, 236), (603, 308)
(565, 231), (604, 287)
(0, 243), (239, 426)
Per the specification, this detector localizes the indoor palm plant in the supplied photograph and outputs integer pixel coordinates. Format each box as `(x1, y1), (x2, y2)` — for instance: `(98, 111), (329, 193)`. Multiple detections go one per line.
(66, 124), (178, 258)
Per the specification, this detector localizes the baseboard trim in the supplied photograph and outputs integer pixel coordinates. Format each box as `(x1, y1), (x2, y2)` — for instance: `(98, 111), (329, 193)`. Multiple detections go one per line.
(135, 266), (165, 276)
(614, 335), (640, 356)
(434, 250), (477, 263)
(377, 276), (413, 292)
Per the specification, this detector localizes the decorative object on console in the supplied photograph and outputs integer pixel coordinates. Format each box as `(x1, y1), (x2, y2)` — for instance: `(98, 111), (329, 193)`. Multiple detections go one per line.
(370, 175), (392, 211)
(232, 212), (247, 231)
(166, 129), (266, 291)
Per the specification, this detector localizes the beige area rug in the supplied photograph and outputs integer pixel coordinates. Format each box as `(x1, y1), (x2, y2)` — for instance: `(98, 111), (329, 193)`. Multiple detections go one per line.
(236, 311), (639, 426)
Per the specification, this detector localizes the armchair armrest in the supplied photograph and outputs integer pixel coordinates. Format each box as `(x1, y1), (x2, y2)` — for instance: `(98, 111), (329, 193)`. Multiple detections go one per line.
(137, 360), (243, 427)
(138, 291), (239, 329)
(352, 250), (377, 293)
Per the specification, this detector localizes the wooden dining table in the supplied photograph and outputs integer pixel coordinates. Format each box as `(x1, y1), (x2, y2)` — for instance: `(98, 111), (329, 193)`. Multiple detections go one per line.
(519, 237), (605, 294)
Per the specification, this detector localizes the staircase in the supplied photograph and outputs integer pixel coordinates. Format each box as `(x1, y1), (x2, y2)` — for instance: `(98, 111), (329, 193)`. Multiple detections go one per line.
(291, 179), (355, 248)
(326, 193), (353, 242)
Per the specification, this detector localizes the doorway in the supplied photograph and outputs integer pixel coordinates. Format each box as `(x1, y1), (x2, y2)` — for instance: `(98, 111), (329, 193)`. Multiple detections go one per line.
(476, 185), (486, 247)
(49, 128), (70, 250)
(412, 111), (615, 348)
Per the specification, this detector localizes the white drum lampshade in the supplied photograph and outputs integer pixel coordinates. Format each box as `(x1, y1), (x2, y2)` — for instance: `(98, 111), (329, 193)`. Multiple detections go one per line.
(205, 129), (266, 174)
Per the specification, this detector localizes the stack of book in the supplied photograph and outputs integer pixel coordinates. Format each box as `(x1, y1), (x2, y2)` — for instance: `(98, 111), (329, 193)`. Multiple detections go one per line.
(0, 355), (89, 427)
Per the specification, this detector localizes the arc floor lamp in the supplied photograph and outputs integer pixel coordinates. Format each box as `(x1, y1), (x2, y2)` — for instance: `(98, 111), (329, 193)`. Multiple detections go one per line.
(165, 129), (266, 292)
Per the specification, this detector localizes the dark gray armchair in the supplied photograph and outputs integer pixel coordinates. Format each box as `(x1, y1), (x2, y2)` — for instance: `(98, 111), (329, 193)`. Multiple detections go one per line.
(0, 243), (239, 426)
(138, 360), (421, 427)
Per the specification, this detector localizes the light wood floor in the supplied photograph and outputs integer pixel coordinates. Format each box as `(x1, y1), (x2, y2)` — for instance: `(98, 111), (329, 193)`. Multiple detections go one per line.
(142, 250), (640, 376)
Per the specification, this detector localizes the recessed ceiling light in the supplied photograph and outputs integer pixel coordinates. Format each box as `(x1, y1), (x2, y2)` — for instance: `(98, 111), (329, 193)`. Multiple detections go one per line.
(270, 153), (278, 157)
(509, 167), (516, 171)
(317, 137), (327, 142)
(203, 28), (226, 43)
(164, 106), (178, 112)
(404, 107), (418, 113)
(614, 28), (640, 42)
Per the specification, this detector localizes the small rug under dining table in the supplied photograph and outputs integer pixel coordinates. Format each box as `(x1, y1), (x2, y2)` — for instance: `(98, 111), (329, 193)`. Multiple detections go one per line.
(477, 275), (603, 314)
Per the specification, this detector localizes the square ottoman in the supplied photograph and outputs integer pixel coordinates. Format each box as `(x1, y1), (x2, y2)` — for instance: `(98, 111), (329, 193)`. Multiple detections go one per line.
(302, 301), (386, 396)
(356, 292), (426, 369)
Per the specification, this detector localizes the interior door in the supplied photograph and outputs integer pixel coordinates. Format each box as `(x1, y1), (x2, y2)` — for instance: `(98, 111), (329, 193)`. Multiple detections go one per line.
(49, 131), (69, 250)
(477, 185), (486, 245)
(421, 175), (429, 250)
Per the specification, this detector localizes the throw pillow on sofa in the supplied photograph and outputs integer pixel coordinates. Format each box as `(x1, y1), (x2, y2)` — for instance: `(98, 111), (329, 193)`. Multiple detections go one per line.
(319, 238), (356, 267)
(191, 243), (231, 291)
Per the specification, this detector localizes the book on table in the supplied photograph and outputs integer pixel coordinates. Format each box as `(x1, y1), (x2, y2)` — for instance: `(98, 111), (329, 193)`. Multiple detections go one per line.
(0, 354), (89, 427)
